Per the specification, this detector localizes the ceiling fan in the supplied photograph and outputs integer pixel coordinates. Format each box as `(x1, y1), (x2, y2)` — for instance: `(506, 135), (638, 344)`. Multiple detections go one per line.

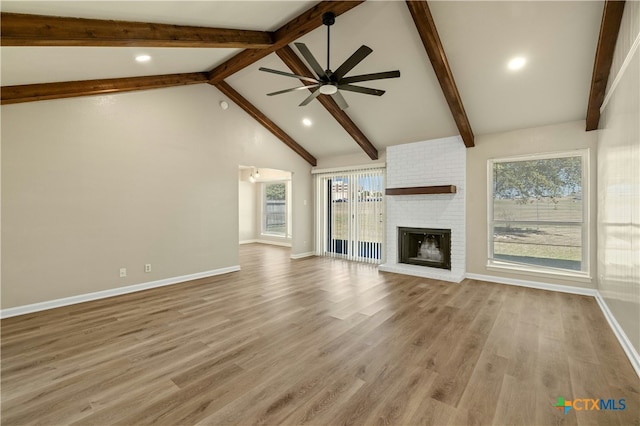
(259, 12), (400, 110)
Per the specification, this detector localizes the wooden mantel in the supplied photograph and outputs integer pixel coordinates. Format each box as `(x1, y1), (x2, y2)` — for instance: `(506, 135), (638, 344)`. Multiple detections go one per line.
(386, 185), (457, 196)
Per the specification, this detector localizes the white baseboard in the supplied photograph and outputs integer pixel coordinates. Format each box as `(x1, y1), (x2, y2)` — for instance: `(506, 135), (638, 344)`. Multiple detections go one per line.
(594, 293), (640, 379)
(0, 265), (240, 319)
(466, 272), (639, 379)
(290, 252), (315, 260)
(240, 239), (292, 248)
(256, 239), (292, 248)
(465, 273), (598, 296)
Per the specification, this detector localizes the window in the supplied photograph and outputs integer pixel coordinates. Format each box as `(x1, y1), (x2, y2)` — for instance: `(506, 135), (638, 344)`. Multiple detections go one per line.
(488, 150), (589, 277)
(263, 182), (288, 237)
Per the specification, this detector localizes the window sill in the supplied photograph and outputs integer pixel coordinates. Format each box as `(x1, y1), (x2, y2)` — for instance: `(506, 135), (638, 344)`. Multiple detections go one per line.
(487, 261), (592, 283)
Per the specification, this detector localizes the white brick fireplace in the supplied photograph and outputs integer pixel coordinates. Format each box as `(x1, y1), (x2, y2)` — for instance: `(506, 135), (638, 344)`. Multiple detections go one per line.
(379, 136), (466, 282)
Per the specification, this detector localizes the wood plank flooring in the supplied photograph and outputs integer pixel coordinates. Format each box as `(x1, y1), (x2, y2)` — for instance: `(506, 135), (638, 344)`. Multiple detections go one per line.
(2, 244), (639, 425)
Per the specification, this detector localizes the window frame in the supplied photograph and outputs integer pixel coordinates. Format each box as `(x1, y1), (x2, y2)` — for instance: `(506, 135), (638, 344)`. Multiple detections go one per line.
(261, 180), (290, 238)
(486, 149), (590, 280)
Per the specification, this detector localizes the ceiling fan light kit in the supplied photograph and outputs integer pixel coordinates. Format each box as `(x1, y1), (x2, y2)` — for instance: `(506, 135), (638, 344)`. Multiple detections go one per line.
(319, 84), (338, 95)
(260, 12), (400, 110)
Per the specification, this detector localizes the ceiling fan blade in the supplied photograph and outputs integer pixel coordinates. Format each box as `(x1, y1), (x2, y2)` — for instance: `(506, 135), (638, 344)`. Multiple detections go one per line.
(340, 70), (400, 84)
(267, 84), (320, 96)
(299, 87), (322, 106)
(338, 84), (385, 96)
(332, 45), (373, 81)
(259, 67), (319, 84)
(294, 43), (329, 80)
(331, 90), (349, 110)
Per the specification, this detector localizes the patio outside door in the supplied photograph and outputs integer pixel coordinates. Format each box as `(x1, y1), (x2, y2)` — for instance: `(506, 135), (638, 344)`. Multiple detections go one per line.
(316, 168), (385, 264)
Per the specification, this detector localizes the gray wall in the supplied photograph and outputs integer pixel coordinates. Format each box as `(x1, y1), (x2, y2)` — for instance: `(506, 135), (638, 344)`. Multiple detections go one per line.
(596, 1), (640, 353)
(238, 169), (257, 243)
(1, 84), (313, 309)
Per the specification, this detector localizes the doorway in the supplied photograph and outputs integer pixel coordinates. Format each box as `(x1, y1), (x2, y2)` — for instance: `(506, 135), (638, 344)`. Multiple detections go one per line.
(239, 166), (293, 247)
(315, 168), (385, 264)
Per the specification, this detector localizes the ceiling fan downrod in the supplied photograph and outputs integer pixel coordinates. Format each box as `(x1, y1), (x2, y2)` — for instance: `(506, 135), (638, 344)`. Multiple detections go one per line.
(322, 12), (335, 74)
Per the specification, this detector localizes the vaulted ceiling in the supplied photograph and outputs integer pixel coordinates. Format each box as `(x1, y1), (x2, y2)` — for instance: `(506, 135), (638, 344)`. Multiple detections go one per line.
(0, 1), (624, 165)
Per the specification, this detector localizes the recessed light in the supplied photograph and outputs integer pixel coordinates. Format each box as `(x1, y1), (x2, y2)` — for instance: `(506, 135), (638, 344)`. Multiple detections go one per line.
(135, 55), (151, 63)
(507, 56), (526, 71)
(302, 118), (312, 127)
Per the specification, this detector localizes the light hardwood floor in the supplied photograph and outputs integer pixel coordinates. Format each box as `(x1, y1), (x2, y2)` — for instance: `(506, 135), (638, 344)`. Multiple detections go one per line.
(2, 244), (639, 425)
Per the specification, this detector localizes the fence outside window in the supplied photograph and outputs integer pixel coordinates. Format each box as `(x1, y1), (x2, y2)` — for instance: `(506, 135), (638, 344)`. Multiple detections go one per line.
(488, 150), (589, 277)
(264, 182), (287, 236)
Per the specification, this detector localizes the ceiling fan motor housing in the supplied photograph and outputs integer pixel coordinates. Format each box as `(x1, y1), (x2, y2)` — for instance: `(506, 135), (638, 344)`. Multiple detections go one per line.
(322, 12), (335, 26)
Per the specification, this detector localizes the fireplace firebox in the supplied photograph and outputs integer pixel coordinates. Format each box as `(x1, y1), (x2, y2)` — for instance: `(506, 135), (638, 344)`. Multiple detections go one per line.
(398, 227), (451, 270)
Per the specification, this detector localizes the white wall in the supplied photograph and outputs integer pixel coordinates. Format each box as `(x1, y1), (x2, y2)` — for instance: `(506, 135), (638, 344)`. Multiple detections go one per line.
(466, 120), (598, 288)
(597, 1), (640, 353)
(1, 84), (313, 309)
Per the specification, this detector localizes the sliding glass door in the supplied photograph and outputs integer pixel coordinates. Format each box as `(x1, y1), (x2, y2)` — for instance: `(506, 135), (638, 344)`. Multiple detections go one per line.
(315, 168), (385, 264)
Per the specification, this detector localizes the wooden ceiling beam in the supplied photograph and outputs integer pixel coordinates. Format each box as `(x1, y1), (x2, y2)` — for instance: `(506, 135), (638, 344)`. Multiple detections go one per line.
(276, 45), (379, 160)
(208, 1), (364, 84)
(214, 81), (317, 166)
(405, 1), (474, 148)
(0, 12), (273, 48)
(1, 73), (208, 105)
(0, 2), (362, 164)
(585, 1), (625, 131)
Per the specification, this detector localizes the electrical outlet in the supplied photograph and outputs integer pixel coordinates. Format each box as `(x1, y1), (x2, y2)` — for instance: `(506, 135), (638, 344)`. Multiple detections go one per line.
(145, 264), (152, 273)
(119, 268), (127, 278)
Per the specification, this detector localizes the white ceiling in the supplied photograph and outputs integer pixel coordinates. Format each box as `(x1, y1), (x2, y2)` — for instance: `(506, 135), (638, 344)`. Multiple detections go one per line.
(0, 1), (604, 161)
